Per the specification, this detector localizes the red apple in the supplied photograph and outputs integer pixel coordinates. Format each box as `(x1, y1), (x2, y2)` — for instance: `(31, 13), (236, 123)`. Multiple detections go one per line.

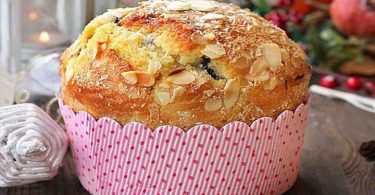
(330, 0), (375, 37)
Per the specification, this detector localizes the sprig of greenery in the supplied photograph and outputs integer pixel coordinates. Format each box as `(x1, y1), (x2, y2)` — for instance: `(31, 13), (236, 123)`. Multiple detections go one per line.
(251, 0), (272, 16)
(304, 20), (366, 70)
(248, 0), (374, 71)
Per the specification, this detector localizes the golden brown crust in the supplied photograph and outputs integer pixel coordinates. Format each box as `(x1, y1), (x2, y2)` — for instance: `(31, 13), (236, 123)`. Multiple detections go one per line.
(60, 0), (311, 130)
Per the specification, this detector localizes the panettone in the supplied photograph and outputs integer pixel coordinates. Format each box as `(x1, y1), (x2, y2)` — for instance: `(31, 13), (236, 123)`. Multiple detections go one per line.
(60, 0), (311, 130)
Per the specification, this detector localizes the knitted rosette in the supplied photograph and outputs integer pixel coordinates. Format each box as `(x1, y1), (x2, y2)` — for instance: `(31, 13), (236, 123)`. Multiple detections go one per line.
(0, 104), (68, 187)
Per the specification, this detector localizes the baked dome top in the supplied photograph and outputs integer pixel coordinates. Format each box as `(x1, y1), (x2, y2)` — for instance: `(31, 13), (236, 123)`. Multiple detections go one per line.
(60, 0), (311, 129)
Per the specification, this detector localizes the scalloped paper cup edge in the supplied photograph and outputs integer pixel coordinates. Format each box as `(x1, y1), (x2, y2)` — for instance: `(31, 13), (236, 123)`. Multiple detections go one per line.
(59, 98), (310, 195)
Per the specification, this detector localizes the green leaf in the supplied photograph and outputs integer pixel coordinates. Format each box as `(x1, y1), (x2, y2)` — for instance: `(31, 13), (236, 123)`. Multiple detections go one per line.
(252, 0), (272, 16)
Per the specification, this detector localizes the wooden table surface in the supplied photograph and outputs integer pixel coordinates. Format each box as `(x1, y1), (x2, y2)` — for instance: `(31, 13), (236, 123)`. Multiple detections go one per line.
(1, 94), (374, 195)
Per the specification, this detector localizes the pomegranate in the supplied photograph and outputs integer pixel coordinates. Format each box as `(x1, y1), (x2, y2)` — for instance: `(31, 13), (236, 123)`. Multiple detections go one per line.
(291, 0), (333, 14)
(330, 0), (375, 37)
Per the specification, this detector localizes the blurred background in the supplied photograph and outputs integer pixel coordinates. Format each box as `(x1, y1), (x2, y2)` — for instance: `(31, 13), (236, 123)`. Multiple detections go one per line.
(0, 0), (374, 110)
(0, 1), (374, 194)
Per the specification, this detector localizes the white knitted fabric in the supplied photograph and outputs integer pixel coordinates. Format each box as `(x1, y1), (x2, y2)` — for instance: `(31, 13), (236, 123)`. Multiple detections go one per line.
(0, 104), (68, 187)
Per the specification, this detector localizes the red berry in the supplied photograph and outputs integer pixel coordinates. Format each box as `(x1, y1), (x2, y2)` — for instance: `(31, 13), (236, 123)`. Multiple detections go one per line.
(265, 11), (288, 30)
(364, 81), (375, 95)
(320, 75), (337, 88)
(289, 10), (303, 24)
(345, 77), (362, 90)
(278, 0), (292, 6)
(279, 12), (289, 21)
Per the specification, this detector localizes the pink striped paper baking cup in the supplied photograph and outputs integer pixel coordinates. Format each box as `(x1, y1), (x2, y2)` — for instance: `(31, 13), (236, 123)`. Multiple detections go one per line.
(58, 98), (309, 195)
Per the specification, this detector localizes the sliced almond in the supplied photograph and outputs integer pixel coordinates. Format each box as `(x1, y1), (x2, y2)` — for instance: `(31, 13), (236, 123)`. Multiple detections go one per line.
(261, 43), (282, 71)
(172, 86), (186, 100)
(246, 71), (270, 82)
(70, 38), (81, 56)
(266, 77), (279, 90)
(256, 71), (270, 81)
(201, 13), (225, 20)
(137, 71), (155, 87)
(106, 8), (136, 18)
(121, 71), (155, 87)
(249, 57), (268, 76)
(205, 98), (222, 112)
(163, 13), (181, 19)
(148, 61), (162, 75)
(224, 78), (240, 108)
(162, 55), (175, 64)
(191, 1), (218, 12)
(166, 1), (191, 11)
(203, 33), (216, 40)
(150, 1), (166, 8)
(121, 71), (138, 85)
(195, 76), (208, 86)
(65, 66), (75, 83)
(203, 90), (215, 97)
(234, 56), (251, 69)
(159, 82), (172, 89)
(202, 44), (226, 59)
(157, 92), (171, 106)
(92, 44), (98, 59)
(167, 70), (196, 85)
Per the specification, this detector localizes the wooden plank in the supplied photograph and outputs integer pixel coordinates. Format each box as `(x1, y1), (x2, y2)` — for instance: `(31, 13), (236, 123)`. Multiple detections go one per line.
(0, 94), (374, 195)
(286, 95), (375, 195)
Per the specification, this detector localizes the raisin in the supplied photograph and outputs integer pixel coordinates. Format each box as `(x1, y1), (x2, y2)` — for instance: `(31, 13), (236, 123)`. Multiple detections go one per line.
(196, 56), (222, 80)
(114, 17), (121, 26)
